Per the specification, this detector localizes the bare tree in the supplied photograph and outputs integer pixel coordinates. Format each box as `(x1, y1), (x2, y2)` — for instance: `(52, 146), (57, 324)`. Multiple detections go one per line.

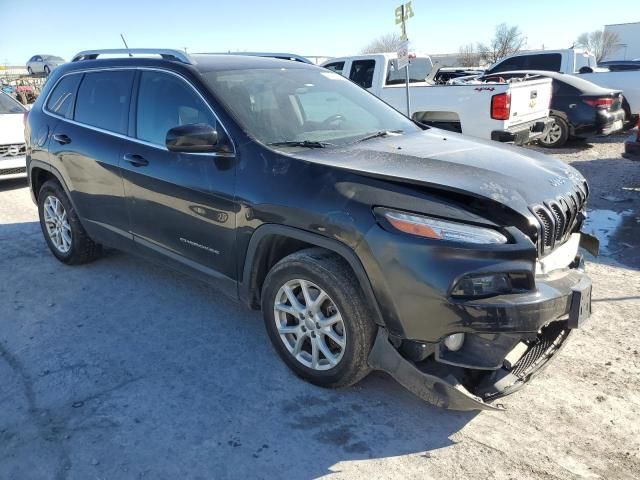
(458, 43), (479, 67)
(361, 33), (404, 54)
(477, 23), (526, 64)
(576, 30), (621, 62)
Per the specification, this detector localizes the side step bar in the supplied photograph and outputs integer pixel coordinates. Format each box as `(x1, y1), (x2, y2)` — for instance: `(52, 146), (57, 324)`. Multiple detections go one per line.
(367, 328), (503, 411)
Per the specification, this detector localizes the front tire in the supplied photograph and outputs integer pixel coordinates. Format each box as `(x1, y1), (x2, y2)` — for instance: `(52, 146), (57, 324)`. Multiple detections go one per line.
(539, 115), (569, 148)
(261, 249), (376, 388)
(27, 67), (33, 75)
(44, 65), (50, 76)
(38, 180), (101, 264)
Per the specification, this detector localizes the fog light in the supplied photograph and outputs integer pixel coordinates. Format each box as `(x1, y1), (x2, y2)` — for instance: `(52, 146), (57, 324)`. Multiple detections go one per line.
(443, 333), (465, 351)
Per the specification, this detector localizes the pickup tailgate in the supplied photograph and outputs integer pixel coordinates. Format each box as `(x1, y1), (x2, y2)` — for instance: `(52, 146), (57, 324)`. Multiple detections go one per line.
(506, 77), (552, 127)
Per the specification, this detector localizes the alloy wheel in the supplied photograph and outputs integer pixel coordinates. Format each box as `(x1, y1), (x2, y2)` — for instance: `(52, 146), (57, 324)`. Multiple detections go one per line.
(273, 279), (346, 371)
(541, 123), (562, 145)
(43, 195), (72, 253)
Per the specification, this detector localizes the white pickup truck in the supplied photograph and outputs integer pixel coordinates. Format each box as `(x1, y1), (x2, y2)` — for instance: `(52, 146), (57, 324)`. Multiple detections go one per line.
(321, 53), (553, 144)
(486, 49), (640, 124)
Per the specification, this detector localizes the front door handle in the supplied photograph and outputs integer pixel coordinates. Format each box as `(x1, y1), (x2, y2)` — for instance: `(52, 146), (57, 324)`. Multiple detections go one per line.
(52, 134), (71, 145)
(123, 153), (149, 167)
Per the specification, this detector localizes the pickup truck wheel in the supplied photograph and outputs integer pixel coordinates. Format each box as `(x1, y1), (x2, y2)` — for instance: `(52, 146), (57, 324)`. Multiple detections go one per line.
(38, 180), (101, 265)
(539, 116), (569, 148)
(261, 249), (376, 388)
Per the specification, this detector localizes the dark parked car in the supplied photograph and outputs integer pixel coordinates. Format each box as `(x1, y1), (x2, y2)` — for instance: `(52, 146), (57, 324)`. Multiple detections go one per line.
(481, 70), (626, 147)
(598, 60), (640, 72)
(25, 49), (598, 410)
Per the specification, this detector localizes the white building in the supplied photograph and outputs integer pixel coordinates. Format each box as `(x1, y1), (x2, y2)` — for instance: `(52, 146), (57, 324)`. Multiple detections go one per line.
(604, 21), (640, 60)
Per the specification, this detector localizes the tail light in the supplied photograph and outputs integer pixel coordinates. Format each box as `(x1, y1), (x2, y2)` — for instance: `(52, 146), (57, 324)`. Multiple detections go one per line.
(491, 92), (511, 120)
(583, 97), (614, 110)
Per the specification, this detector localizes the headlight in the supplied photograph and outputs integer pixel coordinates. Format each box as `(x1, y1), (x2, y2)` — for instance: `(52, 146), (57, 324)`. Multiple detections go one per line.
(379, 209), (508, 244)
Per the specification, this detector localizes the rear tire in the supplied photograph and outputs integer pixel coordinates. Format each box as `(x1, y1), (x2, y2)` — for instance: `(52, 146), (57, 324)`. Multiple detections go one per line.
(261, 248), (376, 388)
(37, 180), (101, 265)
(539, 115), (569, 148)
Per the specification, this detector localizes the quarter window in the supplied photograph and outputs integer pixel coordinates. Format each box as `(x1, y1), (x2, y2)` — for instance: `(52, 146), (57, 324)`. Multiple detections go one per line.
(74, 71), (134, 134)
(46, 74), (82, 119)
(349, 60), (376, 89)
(136, 71), (217, 146)
(324, 62), (345, 75)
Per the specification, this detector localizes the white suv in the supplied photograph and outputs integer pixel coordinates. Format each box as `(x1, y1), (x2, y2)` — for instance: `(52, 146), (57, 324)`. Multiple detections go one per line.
(0, 92), (27, 180)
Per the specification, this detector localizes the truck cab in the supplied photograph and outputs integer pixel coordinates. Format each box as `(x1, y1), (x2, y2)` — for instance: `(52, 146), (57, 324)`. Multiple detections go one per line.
(322, 53), (553, 144)
(486, 49), (598, 76)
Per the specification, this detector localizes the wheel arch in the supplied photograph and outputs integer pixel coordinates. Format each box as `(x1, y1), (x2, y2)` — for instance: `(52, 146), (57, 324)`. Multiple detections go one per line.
(240, 224), (385, 328)
(412, 111), (462, 133)
(29, 161), (79, 211)
(549, 109), (574, 136)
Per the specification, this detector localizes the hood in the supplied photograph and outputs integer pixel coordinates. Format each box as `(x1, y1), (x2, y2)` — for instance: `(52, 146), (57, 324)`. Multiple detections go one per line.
(296, 129), (587, 215)
(0, 113), (25, 145)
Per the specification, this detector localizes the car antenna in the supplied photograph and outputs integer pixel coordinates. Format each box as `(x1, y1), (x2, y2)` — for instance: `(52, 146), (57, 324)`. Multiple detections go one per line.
(120, 34), (133, 57)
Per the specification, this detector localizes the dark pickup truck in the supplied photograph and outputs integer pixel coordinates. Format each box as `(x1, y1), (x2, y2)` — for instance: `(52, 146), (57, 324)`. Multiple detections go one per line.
(25, 49), (598, 410)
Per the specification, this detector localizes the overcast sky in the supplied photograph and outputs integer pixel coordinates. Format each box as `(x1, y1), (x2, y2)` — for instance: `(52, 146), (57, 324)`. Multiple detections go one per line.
(0, 0), (634, 65)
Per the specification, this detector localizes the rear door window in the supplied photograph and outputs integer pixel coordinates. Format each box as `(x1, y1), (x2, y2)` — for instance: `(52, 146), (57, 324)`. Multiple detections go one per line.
(492, 54), (562, 73)
(324, 62), (345, 75)
(74, 71), (134, 134)
(526, 54), (562, 71)
(349, 60), (376, 89)
(46, 74), (82, 119)
(490, 56), (528, 73)
(135, 70), (217, 146)
(386, 58), (433, 85)
(0, 93), (27, 114)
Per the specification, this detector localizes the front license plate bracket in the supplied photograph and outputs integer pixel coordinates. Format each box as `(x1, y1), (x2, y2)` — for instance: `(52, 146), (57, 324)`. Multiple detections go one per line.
(569, 277), (592, 329)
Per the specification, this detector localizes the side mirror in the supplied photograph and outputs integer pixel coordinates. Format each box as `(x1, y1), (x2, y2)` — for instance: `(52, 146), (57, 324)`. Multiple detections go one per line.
(166, 123), (226, 153)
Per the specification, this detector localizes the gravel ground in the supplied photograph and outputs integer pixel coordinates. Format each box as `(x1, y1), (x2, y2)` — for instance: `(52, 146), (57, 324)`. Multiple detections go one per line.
(1, 134), (639, 480)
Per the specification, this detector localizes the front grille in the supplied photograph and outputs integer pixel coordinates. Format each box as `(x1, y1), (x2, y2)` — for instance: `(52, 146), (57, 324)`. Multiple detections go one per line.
(531, 182), (588, 254)
(511, 321), (570, 378)
(0, 143), (26, 158)
(0, 167), (26, 176)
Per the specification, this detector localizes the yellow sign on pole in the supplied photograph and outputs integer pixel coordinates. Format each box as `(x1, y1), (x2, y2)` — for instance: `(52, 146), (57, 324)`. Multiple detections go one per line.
(395, 1), (415, 40)
(394, 2), (415, 116)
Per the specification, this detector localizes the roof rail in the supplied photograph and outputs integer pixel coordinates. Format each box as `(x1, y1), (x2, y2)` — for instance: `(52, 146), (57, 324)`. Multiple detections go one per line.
(196, 52), (312, 64)
(71, 49), (194, 65)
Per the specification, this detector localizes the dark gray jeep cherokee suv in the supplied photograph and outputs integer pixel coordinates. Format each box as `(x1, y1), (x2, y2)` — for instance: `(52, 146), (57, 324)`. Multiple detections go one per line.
(25, 49), (598, 410)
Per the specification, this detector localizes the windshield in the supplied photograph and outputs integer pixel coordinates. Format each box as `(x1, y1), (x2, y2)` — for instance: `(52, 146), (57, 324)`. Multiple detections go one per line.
(0, 93), (26, 114)
(43, 55), (64, 62)
(202, 67), (420, 147)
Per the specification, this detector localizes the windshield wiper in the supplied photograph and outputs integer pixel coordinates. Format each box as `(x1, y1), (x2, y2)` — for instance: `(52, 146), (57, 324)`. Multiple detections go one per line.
(355, 130), (404, 143)
(268, 140), (334, 148)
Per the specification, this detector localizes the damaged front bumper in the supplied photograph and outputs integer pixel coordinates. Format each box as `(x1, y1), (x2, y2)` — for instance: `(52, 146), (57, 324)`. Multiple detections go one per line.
(368, 319), (573, 411)
(368, 266), (592, 411)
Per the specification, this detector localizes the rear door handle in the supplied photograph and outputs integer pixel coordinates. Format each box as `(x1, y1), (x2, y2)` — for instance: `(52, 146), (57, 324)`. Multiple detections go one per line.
(123, 153), (149, 167)
(52, 134), (71, 145)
